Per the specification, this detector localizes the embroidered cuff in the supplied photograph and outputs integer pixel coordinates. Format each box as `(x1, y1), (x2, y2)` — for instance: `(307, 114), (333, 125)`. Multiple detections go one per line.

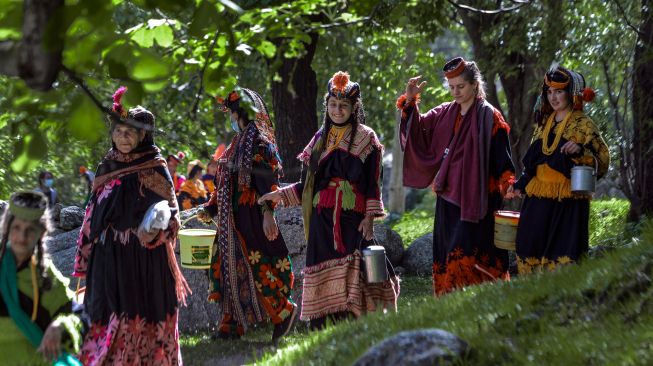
(279, 184), (301, 207)
(365, 199), (385, 217)
(396, 93), (420, 110)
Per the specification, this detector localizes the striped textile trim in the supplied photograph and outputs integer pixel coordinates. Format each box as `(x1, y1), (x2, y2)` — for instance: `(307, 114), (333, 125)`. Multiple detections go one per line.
(279, 184), (301, 206)
(300, 252), (400, 320)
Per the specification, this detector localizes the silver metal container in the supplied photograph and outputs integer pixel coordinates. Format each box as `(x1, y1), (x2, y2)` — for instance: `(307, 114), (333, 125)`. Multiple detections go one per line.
(570, 161), (597, 194)
(362, 245), (388, 284)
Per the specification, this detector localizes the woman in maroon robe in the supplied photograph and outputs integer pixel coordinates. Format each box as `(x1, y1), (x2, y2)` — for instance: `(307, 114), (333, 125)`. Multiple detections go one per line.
(396, 57), (515, 295)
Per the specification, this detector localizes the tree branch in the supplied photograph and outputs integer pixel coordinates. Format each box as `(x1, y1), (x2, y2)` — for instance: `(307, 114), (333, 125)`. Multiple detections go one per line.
(610, 0), (643, 36)
(306, 16), (375, 32)
(62, 66), (111, 114)
(190, 30), (220, 121)
(62, 66), (154, 131)
(447, 0), (530, 14)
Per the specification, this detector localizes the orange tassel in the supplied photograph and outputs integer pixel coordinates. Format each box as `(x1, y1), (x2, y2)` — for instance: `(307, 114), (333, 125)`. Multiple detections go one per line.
(582, 87), (595, 102)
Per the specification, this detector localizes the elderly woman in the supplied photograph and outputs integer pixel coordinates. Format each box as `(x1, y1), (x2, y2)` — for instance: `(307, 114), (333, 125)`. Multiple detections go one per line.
(73, 87), (189, 365)
(396, 57), (515, 296)
(507, 66), (610, 273)
(0, 191), (83, 365)
(260, 71), (399, 330)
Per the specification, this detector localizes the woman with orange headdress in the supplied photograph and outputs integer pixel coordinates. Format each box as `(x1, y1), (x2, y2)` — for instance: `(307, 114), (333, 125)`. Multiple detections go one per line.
(396, 57), (515, 296)
(506, 65), (609, 274)
(259, 71), (399, 330)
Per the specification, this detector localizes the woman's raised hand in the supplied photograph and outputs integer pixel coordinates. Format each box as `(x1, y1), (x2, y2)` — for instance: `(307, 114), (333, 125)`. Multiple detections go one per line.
(406, 76), (427, 99)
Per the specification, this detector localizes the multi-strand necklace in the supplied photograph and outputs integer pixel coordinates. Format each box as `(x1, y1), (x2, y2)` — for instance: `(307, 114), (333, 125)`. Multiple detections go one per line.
(541, 111), (572, 155)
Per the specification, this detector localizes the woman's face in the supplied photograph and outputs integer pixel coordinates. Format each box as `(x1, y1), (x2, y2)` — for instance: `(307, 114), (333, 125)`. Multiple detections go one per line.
(447, 75), (477, 106)
(327, 97), (353, 125)
(547, 87), (571, 112)
(9, 218), (44, 263)
(207, 162), (217, 175)
(112, 124), (145, 154)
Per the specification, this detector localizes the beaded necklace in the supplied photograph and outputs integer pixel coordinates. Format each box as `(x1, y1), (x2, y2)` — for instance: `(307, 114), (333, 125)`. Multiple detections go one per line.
(541, 111), (572, 155)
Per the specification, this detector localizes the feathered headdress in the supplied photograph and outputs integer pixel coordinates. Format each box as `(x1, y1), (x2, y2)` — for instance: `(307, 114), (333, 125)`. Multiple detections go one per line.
(327, 71), (360, 100)
(112, 86), (128, 119)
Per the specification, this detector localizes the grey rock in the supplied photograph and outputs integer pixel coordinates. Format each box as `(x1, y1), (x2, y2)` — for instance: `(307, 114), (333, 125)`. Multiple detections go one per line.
(51, 203), (63, 222)
(58, 206), (85, 230)
(179, 207), (217, 230)
(45, 227), (80, 254)
(354, 329), (469, 366)
(45, 228), (81, 287)
(373, 224), (404, 266)
(275, 206), (307, 257)
(393, 266), (406, 277)
(402, 233), (433, 275)
(176, 257), (222, 334)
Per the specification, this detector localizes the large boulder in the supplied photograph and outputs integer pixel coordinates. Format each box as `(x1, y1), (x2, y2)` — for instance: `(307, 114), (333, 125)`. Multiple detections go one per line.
(51, 203), (63, 223)
(177, 259), (222, 334)
(372, 223), (404, 266)
(45, 228), (80, 288)
(402, 233), (433, 276)
(354, 329), (469, 366)
(58, 206), (85, 230)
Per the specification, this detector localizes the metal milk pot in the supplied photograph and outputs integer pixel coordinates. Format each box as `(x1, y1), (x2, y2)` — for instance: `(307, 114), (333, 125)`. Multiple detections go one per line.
(362, 245), (388, 283)
(570, 159), (597, 194)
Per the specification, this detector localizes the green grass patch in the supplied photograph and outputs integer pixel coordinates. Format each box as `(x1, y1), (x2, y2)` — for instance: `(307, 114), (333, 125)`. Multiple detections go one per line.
(392, 198), (631, 248)
(256, 220), (653, 365)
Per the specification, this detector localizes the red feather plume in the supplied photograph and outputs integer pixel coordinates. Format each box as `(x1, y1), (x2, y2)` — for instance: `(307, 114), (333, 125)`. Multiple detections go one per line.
(582, 87), (595, 102)
(112, 86), (128, 118)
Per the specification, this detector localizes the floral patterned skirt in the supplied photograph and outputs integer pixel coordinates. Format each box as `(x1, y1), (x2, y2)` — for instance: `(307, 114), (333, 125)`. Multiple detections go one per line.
(209, 203), (295, 336)
(515, 196), (589, 274)
(433, 196), (510, 296)
(79, 230), (181, 365)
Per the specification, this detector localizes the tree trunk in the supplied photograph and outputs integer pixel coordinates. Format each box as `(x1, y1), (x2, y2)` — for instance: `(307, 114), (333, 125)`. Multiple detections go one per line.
(630, 0), (653, 220)
(388, 110), (405, 213)
(457, 1), (564, 172)
(19, 0), (64, 91)
(270, 33), (320, 182)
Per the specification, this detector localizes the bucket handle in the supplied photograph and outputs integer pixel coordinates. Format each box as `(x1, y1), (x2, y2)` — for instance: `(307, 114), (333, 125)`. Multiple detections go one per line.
(181, 213), (218, 228)
(361, 238), (398, 281)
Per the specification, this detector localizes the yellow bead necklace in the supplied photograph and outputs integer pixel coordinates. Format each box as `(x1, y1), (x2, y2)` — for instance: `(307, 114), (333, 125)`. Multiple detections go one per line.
(541, 111), (572, 155)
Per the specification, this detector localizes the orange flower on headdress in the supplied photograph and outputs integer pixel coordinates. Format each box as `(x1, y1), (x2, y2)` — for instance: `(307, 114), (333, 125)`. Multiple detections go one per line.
(228, 91), (240, 102)
(331, 71), (350, 93)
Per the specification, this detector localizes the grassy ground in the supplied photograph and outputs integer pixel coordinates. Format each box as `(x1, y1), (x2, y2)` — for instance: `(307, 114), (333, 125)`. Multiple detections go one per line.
(181, 198), (638, 365)
(391, 198), (632, 248)
(257, 219), (653, 365)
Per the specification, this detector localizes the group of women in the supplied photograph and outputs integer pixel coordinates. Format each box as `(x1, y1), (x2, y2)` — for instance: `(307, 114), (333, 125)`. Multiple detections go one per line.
(0, 57), (608, 365)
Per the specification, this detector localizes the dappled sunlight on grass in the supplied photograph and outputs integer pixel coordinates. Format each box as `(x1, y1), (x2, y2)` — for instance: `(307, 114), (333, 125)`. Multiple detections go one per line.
(257, 219), (653, 365)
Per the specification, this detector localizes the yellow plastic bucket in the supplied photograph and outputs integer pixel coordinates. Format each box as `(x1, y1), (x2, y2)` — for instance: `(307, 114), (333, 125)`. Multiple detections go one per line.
(494, 210), (520, 251)
(179, 229), (215, 269)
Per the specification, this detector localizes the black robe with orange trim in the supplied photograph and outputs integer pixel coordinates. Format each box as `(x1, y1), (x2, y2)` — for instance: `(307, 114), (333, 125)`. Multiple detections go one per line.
(399, 97), (515, 296)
